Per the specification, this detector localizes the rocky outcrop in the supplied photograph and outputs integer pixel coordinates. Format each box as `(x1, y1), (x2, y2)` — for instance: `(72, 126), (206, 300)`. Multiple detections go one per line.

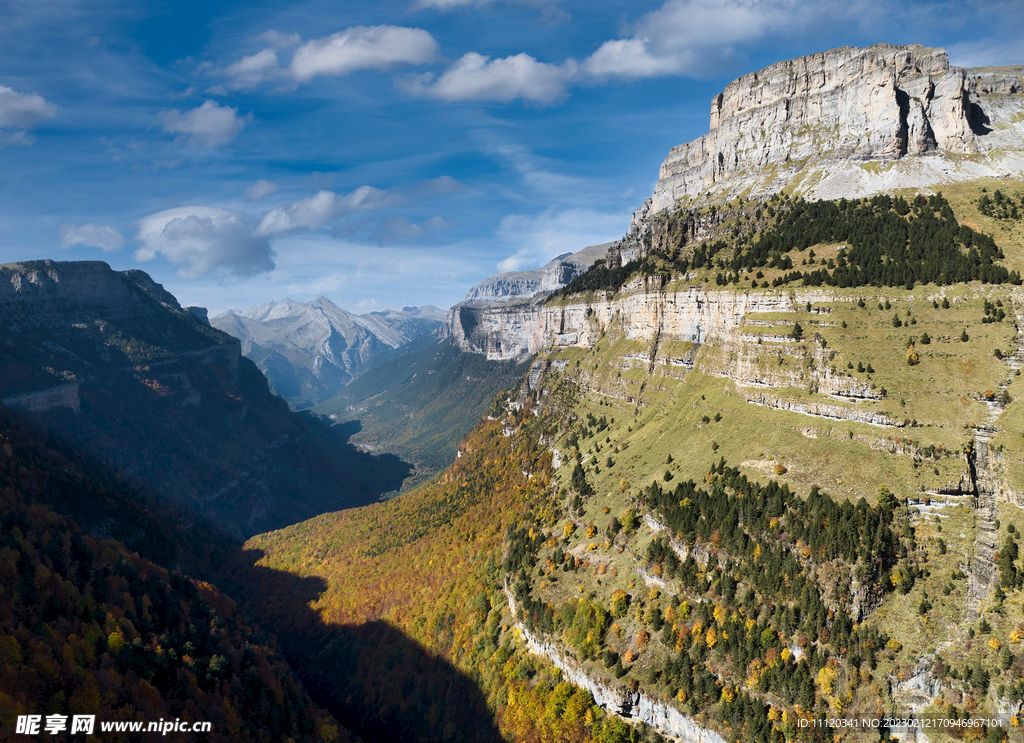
(0, 260), (181, 317)
(506, 584), (725, 743)
(647, 44), (1024, 213)
(462, 242), (612, 302)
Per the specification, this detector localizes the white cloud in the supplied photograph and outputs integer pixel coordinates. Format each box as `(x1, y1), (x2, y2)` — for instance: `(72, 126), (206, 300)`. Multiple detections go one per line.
(254, 30), (301, 50)
(403, 52), (576, 104)
(582, 38), (692, 79)
(158, 101), (249, 147)
(135, 207), (275, 279)
(0, 85), (57, 129)
(224, 48), (286, 89)
(59, 223), (124, 252)
(256, 185), (403, 236)
(243, 179), (280, 201)
(580, 0), (855, 80)
(290, 26), (438, 82)
(496, 207), (625, 271)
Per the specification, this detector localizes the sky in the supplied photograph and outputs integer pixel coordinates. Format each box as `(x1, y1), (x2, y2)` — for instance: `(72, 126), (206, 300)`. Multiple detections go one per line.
(0, 0), (1021, 316)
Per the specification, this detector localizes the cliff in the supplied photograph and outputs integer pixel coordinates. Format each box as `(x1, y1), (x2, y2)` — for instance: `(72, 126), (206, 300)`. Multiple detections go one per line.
(462, 242), (611, 302)
(642, 44), (1024, 217)
(0, 260), (411, 538)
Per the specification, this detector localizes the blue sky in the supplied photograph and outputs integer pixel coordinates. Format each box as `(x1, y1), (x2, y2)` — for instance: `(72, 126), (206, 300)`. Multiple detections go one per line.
(1, 0), (1021, 315)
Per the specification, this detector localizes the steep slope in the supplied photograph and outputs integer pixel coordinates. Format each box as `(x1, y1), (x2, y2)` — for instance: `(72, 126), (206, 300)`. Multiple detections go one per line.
(297, 45), (1024, 742)
(0, 260), (411, 539)
(212, 298), (444, 406)
(314, 337), (531, 481)
(0, 410), (354, 743)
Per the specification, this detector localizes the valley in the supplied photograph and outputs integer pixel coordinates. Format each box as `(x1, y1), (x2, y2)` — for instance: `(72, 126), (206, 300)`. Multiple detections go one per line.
(4, 40), (1024, 743)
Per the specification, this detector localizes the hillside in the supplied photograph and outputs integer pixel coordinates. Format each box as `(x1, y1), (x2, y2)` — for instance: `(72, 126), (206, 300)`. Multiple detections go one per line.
(0, 261), (411, 539)
(0, 408), (355, 743)
(242, 45), (1024, 743)
(314, 337), (531, 482)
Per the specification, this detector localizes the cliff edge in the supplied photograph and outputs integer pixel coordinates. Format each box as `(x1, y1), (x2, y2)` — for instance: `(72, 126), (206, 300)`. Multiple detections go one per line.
(639, 44), (1024, 222)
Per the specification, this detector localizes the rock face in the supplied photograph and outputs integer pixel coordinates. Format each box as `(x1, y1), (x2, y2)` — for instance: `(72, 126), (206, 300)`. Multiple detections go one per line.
(212, 297), (445, 404)
(506, 586), (725, 743)
(462, 242), (611, 302)
(0, 260), (411, 538)
(648, 44), (1024, 213)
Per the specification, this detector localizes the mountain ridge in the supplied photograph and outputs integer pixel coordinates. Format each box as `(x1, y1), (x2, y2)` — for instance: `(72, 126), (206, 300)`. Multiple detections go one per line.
(211, 297), (445, 405)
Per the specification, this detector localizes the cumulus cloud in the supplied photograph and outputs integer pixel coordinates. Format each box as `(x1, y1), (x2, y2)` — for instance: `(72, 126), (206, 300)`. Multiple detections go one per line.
(0, 86), (57, 129)
(158, 101), (249, 147)
(290, 26), (438, 82)
(581, 0), (847, 80)
(582, 38), (692, 79)
(0, 86), (56, 146)
(135, 207), (275, 279)
(59, 223), (124, 252)
(243, 179), (280, 201)
(402, 52), (576, 104)
(256, 185), (403, 236)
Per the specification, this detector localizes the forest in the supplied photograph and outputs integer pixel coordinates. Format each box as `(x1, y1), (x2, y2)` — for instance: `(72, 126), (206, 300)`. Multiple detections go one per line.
(552, 193), (1020, 299)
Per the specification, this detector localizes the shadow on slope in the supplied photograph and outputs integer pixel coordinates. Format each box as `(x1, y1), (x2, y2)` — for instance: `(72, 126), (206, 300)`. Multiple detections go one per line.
(314, 337), (530, 481)
(228, 551), (504, 743)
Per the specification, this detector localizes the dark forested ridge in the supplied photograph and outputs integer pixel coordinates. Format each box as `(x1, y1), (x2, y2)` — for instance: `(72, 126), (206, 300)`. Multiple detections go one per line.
(0, 410), (353, 743)
(0, 262), (412, 539)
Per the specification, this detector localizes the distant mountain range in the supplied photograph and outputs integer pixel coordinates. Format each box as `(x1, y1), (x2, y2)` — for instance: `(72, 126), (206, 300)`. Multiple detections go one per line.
(211, 298), (445, 406)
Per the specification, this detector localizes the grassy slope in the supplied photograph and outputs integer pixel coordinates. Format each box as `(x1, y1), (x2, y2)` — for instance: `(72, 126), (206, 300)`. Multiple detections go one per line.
(243, 180), (1024, 743)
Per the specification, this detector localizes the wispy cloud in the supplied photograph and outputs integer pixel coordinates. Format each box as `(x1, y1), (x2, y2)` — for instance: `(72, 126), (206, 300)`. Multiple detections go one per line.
(158, 100), (249, 147)
(243, 179), (279, 201)
(58, 223), (124, 252)
(256, 186), (404, 236)
(495, 207), (624, 272)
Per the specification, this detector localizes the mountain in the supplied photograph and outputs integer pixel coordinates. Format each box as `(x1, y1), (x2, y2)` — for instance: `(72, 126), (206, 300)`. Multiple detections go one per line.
(242, 44), (1024, 743)
(0, 409), (356, 743)
(632, 43), (1024, 225)
(313, 337), (531, 481)
(0, 260), (411, 539)
(9, 42), (1024, 743)
(211, 298), (445, 406)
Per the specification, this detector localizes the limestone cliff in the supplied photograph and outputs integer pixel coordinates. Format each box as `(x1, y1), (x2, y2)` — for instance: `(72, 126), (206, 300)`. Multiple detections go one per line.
(643, 44), (1024, 217)
(462, 242), (611, 302)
